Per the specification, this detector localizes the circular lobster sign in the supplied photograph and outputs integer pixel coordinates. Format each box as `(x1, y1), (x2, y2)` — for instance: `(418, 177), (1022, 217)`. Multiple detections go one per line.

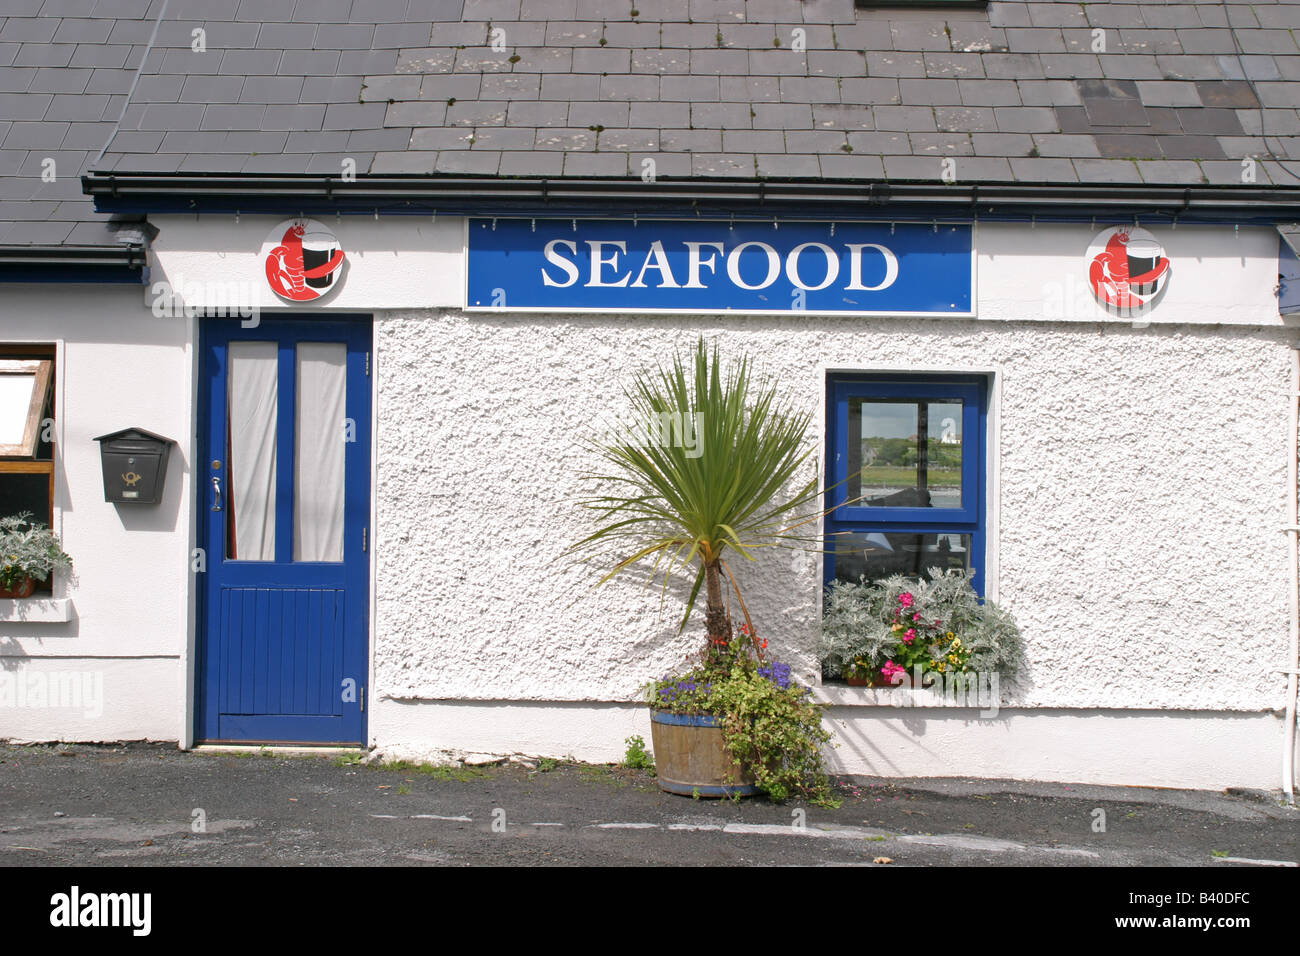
(263, 218), (346, 301)
(1086, 225), (1171, 317)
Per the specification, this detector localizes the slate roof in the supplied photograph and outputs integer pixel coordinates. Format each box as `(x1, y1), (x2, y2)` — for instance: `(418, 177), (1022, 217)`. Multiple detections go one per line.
(2, 0), (1300, 248)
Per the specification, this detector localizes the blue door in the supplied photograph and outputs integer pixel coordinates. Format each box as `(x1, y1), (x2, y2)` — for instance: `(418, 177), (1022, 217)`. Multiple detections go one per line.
(197, 316), (371, 744)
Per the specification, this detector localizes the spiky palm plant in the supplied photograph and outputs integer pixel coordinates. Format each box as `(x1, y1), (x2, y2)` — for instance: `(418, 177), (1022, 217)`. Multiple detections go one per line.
(570, 339), (822, 653)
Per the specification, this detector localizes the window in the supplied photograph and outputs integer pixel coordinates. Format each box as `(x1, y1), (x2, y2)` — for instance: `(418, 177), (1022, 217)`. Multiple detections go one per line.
(824, 374), (986, 595)
(0, 345), (56, 594)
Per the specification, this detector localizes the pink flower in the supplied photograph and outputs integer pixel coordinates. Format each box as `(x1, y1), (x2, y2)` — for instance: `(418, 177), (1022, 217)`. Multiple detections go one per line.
(881, 661), (904, 678)
(903, 628), (916, 644)
(898, 593), (914, 608)
(912, 612), (921, 622)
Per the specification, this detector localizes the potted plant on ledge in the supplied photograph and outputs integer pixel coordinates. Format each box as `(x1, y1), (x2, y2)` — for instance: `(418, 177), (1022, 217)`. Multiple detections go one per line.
(820, 569), (1022, 690)
(569, 339), (837, 805)
(0, 512), (72, 599)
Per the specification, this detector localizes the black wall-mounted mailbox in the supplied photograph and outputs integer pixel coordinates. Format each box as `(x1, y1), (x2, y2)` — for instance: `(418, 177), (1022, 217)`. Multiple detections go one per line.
(94, 428), (174, 504)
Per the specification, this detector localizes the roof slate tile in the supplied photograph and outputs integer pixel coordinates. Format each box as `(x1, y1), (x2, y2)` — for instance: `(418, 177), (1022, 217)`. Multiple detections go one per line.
(43, 90), (108, 120)
(1031, 132), (1101, 157)
(254, 22), (316, 49)
(811, 104), (872, 130)
(66, 41), (130, 67)
(888, 20), (950, 53)
(15, 43), (76, 66)
(982, 52), (1043, 79)
(1005, 28), (1064, 54)
(562, 151), (626, 176)
(261, 104), (327, 130)
(1070, 157), (1142, 182)
(899, 77), (961, 104)
(0, 68), (37, 92)
(658, 127), (720, 151)
(872, 105), (936, 132)
(28, 65), (89, 92)
(959, 78), (1020, 106)
(840, 76), (901, 104)
(692, 100), (753, 129)
(59, 120), (113, 148)
(568, 100), (630, 127)
(599, 74), (662, 101)
(346, 127), (411, 151)
(720, 75), (779, 101)
(505, 99), (568, 126)
(631, 49), (689, 73)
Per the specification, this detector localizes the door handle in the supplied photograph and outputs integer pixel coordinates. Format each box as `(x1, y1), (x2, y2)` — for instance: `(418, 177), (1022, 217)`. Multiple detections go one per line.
(211, 475), (222, 512)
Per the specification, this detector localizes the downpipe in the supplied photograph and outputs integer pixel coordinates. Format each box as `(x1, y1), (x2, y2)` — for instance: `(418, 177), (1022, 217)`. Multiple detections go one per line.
(1285, 348), (1300, 804)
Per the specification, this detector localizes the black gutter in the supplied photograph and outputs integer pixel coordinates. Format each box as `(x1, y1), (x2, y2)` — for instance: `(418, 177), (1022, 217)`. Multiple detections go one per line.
(82, 172), (1300, 224)
(0, 243), (147, 283)
(0, 244), (147, 269)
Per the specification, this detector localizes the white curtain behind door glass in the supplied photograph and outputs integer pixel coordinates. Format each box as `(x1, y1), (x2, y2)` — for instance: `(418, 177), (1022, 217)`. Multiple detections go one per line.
(227, 342), (278, 560)
(294, 343), (346, 562)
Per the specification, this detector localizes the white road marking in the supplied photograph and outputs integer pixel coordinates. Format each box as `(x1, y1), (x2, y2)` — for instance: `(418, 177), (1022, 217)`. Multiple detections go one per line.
(898, 833), (1099, 858)
(1213, 856), (1298, 867)
(591, 822), (660, 829)
(363, 814), (1098, 858)
(668, 823), (723, 831)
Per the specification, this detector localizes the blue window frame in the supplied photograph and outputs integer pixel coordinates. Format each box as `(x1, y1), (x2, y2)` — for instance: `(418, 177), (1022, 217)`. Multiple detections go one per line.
(824, 374), (988, 596)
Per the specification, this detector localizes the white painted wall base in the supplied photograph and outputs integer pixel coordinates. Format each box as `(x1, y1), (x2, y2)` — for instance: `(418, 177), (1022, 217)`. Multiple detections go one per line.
(823, 706), (1297, 791)
(371, 697), (1298, 792)
(371, 698), (647, 765)
(0, 657), (180, 743)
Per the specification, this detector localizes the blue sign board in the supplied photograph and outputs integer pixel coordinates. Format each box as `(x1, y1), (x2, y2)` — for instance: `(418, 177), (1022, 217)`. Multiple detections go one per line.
(466, 218), (973, 315)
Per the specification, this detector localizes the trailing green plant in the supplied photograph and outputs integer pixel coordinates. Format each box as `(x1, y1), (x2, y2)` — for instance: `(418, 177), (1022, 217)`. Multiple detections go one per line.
(0, 512), (71, 590)
(650, 626), (837, 806)
(820, 568), (1021, 684)
(622, 734), (654, 770)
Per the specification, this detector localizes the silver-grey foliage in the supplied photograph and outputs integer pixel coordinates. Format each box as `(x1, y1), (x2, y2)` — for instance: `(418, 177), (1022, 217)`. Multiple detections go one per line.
(820, 569), (1022, 679)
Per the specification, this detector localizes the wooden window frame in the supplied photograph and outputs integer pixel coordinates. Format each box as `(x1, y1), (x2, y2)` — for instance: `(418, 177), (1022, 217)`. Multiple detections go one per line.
(0, 358), (53, 457)
(0, 344), (56, 595)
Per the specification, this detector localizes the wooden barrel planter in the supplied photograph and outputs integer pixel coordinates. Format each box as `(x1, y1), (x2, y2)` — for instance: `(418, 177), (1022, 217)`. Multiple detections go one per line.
(649, 710), (759, 798)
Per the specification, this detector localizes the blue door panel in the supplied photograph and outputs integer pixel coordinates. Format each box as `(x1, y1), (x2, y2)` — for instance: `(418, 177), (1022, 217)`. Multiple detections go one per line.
(197, 316), (371, 745)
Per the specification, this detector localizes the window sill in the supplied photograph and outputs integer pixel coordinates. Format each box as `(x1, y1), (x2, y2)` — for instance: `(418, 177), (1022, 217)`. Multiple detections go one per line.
(814, 684), (902, 706)
(813, 682), (1001, 711)
(0, 597), (73, 622)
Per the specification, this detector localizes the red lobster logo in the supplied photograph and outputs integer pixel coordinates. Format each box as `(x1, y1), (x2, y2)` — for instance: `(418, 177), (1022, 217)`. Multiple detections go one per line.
(1088, 229), (1170, 315)
(265, 223), (345, 301)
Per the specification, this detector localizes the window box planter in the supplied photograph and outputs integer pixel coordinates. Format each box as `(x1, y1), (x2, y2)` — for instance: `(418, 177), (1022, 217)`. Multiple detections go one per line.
(648, 711), (759, 798)
(846, 672), (916, 688)
(0, 575), (34, 599)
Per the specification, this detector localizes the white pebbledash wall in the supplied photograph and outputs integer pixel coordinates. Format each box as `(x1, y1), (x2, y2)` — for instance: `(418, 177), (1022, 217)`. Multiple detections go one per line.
(18, 215), (1297, 790)
(0, 284), (194, 744)
(362, 221), (1300, 789)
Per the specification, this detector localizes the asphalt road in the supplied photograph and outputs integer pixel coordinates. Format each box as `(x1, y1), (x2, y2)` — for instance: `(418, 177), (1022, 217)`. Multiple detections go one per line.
(1, 742), (1296, 867)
